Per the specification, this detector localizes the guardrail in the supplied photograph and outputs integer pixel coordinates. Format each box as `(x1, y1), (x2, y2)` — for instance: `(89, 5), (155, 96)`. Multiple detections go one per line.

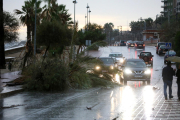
(5, 46), (25, 55)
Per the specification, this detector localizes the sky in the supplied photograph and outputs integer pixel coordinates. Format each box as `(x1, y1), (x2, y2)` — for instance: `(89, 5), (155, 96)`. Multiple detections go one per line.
(4, 0), (163, 41)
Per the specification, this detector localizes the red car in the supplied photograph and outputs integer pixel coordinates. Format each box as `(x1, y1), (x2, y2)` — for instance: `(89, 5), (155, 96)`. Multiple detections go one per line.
(138, 52), (154, 67)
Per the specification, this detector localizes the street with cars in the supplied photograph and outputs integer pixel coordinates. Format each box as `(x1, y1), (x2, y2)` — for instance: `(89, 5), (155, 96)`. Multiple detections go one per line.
(1, 43), (180, 120)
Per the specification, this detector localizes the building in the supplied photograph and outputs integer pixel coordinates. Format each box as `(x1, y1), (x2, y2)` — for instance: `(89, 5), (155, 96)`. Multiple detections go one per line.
(142, 30), (164, 41)
(161, 0), (177, 17)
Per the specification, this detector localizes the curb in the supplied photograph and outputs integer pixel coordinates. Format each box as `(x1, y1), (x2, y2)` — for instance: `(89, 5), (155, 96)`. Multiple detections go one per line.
(0, 87), (24, 98)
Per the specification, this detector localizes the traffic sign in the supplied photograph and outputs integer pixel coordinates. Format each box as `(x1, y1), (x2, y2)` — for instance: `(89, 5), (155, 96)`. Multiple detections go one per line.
(165, 42), (172, 49)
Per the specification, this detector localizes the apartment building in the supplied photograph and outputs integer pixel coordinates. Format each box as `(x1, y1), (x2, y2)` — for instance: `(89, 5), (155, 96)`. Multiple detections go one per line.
(161, 0), (177, 17)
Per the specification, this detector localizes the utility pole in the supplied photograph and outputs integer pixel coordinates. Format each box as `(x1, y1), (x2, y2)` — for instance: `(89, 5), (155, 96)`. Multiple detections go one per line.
(86, 4), (89, 31)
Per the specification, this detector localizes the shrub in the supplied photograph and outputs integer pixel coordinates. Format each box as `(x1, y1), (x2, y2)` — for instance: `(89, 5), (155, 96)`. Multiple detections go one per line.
(23, 58), (68, 91)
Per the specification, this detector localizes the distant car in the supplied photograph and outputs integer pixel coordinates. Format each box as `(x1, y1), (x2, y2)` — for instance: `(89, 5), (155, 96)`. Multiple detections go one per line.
(138, 52), (154, 66)
(120, 59), (151, 85)
(127, 41), (135, 48)
(109, 52), (125, 65)
(135, 41), (145, 49)
(157, 45), (168, 55)
(155, 42), (166, 54)
(164, 50), (176, 64)
(126, 40), (132, 46)
(95, 57), (118, 77)
(120, 40), (126, 46)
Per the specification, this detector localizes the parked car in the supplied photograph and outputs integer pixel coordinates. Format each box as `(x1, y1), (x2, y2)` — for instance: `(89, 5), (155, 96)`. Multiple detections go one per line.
(138, 52), (154, 66)
(120, 59), (151, 85)
(155, 42), (166, 54)
(94, 57), (118, 77)
(164, 50), (176, 64)
(109, 52), (125, 65)
(127, 41), (135, 48)
(157, 45), (168, 55)
(135, 41), (145, 49)
(126, 40), (132, 46)
(120, 40), (126, 46)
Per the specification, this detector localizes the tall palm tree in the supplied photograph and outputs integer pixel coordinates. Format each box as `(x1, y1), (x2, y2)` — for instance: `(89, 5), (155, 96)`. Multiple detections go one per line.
(14, 0), (42, 41)
(103, 23), (114, 43)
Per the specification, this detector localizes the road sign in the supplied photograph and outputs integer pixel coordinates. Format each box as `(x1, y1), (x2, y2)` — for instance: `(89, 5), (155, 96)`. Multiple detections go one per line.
(165, 42), (172, 49)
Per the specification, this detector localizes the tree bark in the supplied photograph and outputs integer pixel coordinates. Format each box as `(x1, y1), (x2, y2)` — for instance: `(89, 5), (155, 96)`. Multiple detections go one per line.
(0, 0), (5, 69)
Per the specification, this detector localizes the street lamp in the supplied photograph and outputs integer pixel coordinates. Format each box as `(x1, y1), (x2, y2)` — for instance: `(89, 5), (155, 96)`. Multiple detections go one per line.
(72, 0), (77, 61)
(86, 4), (89, 31)
(85, 14), (86, 30)
(34, 0), (37, 57)
(73, 0), (77, 29)
(89, 9), (91, 24)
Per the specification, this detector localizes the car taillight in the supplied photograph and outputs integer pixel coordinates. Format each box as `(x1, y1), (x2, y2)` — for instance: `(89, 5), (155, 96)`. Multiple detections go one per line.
(135, 44), (137, 46)
(143, 44), (145, 46)
(151, 58), (153, 61)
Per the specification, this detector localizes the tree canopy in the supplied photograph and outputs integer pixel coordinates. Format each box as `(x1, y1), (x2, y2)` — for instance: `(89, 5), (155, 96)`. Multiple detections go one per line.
(4, 11), (19, 43)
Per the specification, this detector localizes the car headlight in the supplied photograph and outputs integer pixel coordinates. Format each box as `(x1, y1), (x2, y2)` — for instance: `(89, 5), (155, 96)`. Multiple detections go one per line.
(125, 69), (132, 74)
(120, 59), (124, 63)
(144, 69), (151, 74)
(110, 66), (114, 69)
(95, 66), (100, 70)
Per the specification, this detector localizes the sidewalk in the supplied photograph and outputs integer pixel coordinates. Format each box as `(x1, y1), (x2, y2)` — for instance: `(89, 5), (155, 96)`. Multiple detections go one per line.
(0, 71), (24, 98)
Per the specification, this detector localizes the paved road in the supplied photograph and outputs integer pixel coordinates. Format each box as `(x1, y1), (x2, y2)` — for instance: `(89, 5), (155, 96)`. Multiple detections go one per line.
(0, 46), (179, 120)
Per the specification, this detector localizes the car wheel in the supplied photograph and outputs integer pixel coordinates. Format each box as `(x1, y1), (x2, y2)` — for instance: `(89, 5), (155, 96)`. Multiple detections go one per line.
(147, 80), (150, 85)
(156, 51), (158, 54)
(124, 80), (127, 85)
(151, 63), (153, 67)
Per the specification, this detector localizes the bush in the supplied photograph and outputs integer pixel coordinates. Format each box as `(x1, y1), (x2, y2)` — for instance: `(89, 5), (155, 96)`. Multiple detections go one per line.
(23, 58), (68, 91)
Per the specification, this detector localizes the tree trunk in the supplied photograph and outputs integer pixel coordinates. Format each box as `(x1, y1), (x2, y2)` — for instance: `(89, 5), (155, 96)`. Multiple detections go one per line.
(77, 45), (82, 55)
(27, 24), (31, 41)
(0, 0), (5, 69)
(42, 45), (50, 63)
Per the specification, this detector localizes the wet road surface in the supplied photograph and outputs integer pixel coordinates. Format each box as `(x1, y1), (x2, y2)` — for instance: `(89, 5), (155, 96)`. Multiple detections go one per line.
(1, 46), (180, 120)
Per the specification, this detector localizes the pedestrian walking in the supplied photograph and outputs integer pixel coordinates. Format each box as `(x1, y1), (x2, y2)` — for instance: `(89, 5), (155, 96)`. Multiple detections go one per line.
(176, 64), (180, 100)
(162, 61), (176, 100)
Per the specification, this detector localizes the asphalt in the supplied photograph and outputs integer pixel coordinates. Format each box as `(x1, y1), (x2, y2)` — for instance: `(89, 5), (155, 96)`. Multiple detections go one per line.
(0, 71), (24, 98)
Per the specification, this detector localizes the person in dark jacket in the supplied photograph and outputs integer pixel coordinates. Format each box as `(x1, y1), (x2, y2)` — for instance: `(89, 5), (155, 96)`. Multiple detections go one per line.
(162, 61), (176, 100)
(176, 64), (180, 100)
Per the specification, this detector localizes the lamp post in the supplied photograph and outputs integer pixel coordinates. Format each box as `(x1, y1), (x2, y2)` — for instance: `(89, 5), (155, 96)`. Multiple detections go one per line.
(34, 0), (37, 57)
(85, 14), (86, 30)
(72, 0), (77, 60)
(89, 9), (91, 24)
(86, 4), (89, 31)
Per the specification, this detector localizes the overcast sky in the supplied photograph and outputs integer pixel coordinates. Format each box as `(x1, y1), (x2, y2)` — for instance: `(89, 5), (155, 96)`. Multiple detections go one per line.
(4, 0), (163, 41)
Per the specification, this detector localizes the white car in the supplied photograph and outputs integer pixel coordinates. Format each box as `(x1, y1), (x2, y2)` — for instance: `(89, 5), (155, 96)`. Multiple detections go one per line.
(109, 52), (125, 66)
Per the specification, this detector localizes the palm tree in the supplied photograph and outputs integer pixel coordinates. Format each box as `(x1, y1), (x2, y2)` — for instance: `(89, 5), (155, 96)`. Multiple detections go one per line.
(41, 0), (72, 25)
(103, 23), (114, 44)
(14, 0), (42, 41)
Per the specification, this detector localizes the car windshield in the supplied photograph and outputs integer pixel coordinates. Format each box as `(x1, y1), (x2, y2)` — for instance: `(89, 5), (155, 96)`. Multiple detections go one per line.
(140, 53), (151, 56)
(109, 54), (123, 57)
(126, 61), (146, 68)
(137, 41), (144, 44)
(160, 45), (166, 49)
(99, 58), (114, 64)
(166, 51), (176, 55)
(158, 43), (165, 47)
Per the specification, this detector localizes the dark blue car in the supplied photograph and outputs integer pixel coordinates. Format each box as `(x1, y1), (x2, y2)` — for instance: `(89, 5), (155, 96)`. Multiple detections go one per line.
(164, 50), (176, 64)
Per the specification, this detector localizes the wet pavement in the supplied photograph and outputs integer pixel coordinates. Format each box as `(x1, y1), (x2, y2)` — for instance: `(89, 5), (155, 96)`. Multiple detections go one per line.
(1, 46), (180, 120)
